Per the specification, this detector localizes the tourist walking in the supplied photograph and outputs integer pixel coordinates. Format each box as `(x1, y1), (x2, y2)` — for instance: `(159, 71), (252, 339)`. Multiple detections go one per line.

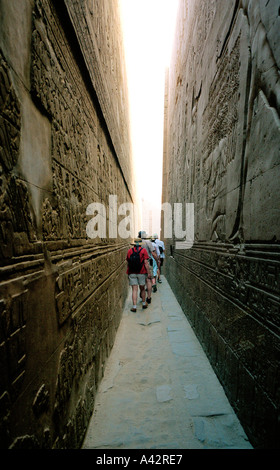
(126, 238), (151, 312)
(153, 234), (165, 283)
(150, 235), (160, 291)
(138, 231), (158, 303)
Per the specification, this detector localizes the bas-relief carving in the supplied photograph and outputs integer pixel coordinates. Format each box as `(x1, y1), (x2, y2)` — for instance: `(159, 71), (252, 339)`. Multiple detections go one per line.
(0, 50), (37, 261)
(192, 8), (251, 243)
(1, 0), (132, 449)
(64, 0), (134, 201)
(19, 92), (52, 225)
(55, 247), (127, 325)
(203, 31), (242, 241)
(164, 0), (280, 448)
(243, 90), (280, 241)
(167, 0), (280, 244)
(53, 267), (126, 449)
(32, 0), (129, 446)
(176, 246), (280, 332)
(31, 0), (129, 242)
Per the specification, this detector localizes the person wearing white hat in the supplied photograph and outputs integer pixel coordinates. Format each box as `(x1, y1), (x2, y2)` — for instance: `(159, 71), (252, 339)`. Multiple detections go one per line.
(153, 234), (165, 283)
(150, 235), (160, 290)
(138, 231), (158, 303)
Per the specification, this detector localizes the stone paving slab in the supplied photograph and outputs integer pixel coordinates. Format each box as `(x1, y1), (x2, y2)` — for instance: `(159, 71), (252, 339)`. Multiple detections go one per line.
(82, 276), (252, 450)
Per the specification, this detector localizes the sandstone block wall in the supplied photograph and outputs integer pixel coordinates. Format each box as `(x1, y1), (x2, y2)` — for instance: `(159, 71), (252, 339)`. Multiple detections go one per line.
(162, 0), (280, 448)
(0, 0), (133, 448)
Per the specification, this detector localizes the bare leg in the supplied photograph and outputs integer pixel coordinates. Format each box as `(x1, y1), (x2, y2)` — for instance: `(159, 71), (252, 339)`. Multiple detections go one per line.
(146, 277), (152, 300)
(139, 285), (146, 302)
(132, 285), (138, 306)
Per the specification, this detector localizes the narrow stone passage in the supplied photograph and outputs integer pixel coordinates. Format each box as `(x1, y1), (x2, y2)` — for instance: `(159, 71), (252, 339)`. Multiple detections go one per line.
(82, 276), (252, 450)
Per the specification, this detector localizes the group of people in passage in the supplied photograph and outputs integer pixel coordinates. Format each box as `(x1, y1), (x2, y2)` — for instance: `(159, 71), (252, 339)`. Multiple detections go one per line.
(126, 230), (165, 312)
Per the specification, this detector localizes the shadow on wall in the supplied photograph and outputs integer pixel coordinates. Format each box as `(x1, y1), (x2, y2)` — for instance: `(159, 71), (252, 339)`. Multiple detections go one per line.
(0, 0), (133, 449)
(161, 0), (280, 449)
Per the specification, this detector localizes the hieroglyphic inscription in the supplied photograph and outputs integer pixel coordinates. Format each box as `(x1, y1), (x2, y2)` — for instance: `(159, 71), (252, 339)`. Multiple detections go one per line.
(53, 261), (127, 445)
(0, 52), (20, 172)
(164, 0), (280, 448)
(0, 290), (28, 403)
(176, 246), (280, 332)
(194, 0), (216, 59)
(0, 50), (37, 261)
(202, 35), (241, 233)
(205, 36), (240, 160)
(31, 0), (130, 243)
(55, 246), (127, 325)
(0, 0), (132, 450)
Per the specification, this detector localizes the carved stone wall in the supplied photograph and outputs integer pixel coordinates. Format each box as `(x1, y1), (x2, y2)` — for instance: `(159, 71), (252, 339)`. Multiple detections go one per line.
(0, 0), (133, 448)
(162, 0), (280, 449)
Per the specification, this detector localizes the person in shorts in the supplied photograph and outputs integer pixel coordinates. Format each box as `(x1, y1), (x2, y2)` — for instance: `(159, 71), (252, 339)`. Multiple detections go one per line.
(138, 231), (158, 302)
(153, 234), (165, 283)
(126, 238), (151, 312)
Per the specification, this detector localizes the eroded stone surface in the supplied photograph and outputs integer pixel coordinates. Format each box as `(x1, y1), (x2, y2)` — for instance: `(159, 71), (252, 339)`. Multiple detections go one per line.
(0, 0), (133, 449)
(162, 0), (280, 449)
